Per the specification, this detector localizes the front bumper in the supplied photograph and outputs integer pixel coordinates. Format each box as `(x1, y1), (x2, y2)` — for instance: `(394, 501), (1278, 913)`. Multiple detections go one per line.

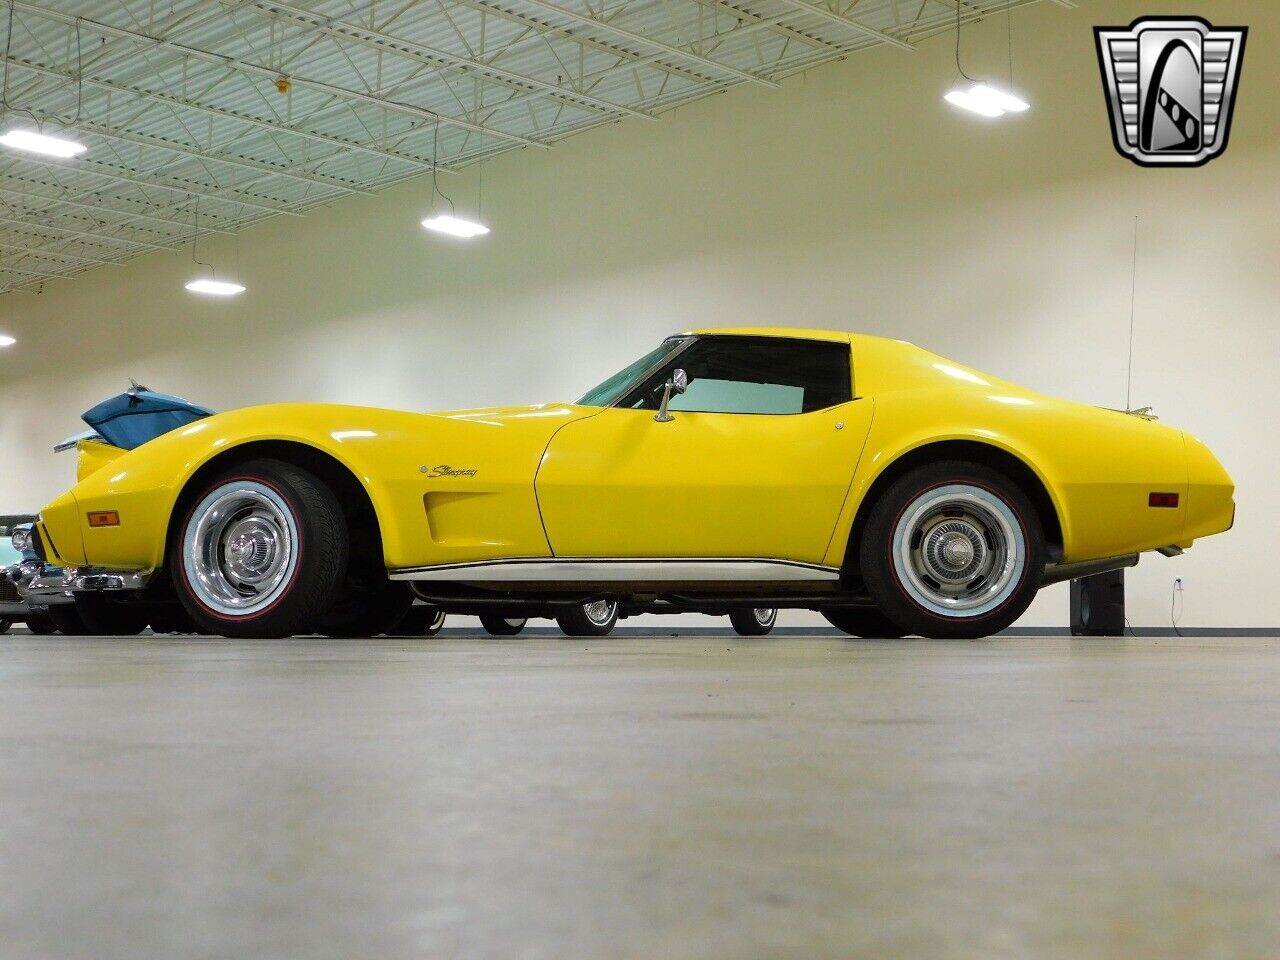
(5, 561), (152, 605)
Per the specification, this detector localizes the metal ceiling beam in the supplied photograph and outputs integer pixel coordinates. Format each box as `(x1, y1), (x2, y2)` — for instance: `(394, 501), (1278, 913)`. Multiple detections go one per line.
(0, 260), (77, 279)
(2, 43), (446, 175)
(0, 143), (301, 216)
(501, 0), (780, 86)
(64, 112), (372, 196)
(687, 0), (847, 53)
(0, 181), (232, 236)
(448, 0), (716, 88)
(230, 0), (658, 121)
(468, 0), (829, 125)
(13, 3), (547, 149)
(768, 0), (914, 50)
(0, 213), (171, 251)
(0, 238), (117, 266)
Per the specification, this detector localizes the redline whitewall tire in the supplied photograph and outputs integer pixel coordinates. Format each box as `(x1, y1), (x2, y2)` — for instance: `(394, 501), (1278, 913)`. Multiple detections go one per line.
(173, 459), (348, 638)
(858, 461), (1044, 640)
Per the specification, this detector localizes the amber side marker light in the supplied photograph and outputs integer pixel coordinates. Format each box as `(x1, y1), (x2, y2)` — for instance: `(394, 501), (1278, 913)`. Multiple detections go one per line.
(1148, 493), (1179, 509)
(87, 511), (120, 527)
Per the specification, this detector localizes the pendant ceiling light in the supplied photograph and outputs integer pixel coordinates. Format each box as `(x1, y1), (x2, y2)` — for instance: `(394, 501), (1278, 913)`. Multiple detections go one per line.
(943, 1), (1030, 120)
(0, 128), (86, 157)
(421, 115), (489, 240)
(0, 15), (88, 156)
(184, 197), (245, 297)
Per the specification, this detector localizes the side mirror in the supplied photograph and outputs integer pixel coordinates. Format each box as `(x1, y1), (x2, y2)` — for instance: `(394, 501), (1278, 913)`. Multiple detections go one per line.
(654, 368), (688, 423)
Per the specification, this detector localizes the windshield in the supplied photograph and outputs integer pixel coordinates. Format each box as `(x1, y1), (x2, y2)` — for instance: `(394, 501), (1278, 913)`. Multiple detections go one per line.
(576, 336), (691, 407)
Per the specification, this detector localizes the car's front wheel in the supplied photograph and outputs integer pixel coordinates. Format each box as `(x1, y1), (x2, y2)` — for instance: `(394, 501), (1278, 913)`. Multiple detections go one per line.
(173, 459), (348, 638)
(0, 618), (10, 635)
(479, 615), (527, 636)
(556, 599), (619, 637)
(729, 608), (777, 636)
(858, 461), (1044, 640)
(24, 613), (57, 635)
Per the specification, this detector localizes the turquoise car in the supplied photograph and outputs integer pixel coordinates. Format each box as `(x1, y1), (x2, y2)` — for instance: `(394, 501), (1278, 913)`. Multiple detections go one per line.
(0, 516), (39, 632)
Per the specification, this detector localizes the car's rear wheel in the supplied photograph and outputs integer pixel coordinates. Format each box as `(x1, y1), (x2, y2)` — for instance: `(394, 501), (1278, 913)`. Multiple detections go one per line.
(556, 599), (618, 637)
(859, 461), (1044, 640)
(729, 607), (777, 636)
(173, 459), (348, 638)
(821, 606), (908, 638)
(479, 615), (527, 636)
(0, 618), (10, 635)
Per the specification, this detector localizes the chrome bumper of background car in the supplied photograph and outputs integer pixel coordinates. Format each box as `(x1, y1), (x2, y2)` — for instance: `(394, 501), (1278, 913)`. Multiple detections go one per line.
(6, 561), (152, 604)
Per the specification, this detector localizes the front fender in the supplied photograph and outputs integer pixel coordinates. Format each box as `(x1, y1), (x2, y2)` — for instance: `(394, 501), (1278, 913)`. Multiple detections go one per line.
(53, 402), (589, 572)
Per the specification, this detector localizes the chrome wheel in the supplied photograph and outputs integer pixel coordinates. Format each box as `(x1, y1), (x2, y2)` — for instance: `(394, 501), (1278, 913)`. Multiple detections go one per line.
(583, 599), (617, 626)
(183, 481), (299, 617)
(752, 608), (777, 628)
(891, 484), (1025, 618)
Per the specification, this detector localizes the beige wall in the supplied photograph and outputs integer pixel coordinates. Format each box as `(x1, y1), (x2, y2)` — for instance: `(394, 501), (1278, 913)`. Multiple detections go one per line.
(1, 0), (1275, 628)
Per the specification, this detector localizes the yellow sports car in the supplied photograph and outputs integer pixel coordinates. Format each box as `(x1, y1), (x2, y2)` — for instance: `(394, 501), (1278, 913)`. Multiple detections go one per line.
(12, 328), (1234, 639)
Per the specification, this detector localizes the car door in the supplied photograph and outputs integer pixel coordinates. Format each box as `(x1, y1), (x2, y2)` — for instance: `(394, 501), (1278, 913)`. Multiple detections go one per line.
(535, 335), (873, 564)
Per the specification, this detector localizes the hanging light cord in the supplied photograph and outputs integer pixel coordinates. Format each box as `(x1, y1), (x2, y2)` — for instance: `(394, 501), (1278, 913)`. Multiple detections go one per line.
(73, 16), (83, 124)
(0, 1), (37, 125)
(191, 195), (213, 277)
(0, 4), (82, 127)
(954, 0), (976, 82)
(1007, 4), (1014, 86)
(431, 114), (455, 216)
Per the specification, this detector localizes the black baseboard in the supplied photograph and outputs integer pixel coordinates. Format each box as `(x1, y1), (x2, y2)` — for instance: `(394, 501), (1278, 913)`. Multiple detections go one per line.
(437, 625), (1280, 638)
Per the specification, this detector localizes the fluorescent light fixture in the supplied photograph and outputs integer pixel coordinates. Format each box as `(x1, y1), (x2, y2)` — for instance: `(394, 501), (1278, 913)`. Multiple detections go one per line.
(185, 278), (246, 296)
(0, 128), (87, 158)
(970, 83), (1029, 113)
(0, 334), (14, 347)
(421, 214), (490, 238)
(945, 83), (1030, 119)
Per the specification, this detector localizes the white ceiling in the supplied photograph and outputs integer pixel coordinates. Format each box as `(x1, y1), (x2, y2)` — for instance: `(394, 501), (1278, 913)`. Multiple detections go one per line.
(0, 0), (1068, 291)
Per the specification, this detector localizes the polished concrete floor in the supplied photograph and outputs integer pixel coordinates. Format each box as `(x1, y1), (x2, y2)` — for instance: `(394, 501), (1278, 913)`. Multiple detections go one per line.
(0, 633), (1277, 960)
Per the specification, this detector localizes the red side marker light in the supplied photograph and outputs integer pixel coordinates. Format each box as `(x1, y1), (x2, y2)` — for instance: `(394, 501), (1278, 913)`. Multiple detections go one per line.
(1148, 492), (1179, 509)
(87, 511), (120, 527)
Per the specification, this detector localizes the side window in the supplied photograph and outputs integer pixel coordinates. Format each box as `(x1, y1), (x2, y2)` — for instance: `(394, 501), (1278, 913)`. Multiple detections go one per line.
(620, 336), (851, 414)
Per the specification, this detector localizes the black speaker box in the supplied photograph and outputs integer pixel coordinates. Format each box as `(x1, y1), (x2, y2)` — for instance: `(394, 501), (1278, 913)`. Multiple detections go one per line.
(1070, 568), (1126, 636)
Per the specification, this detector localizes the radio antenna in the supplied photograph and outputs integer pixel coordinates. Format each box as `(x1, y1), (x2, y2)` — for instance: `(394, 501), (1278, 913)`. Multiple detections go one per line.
(1125, 215), (1139, 411)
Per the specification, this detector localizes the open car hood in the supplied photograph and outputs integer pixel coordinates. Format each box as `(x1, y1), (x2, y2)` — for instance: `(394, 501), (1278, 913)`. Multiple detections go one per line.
(81, 384), (214, 451)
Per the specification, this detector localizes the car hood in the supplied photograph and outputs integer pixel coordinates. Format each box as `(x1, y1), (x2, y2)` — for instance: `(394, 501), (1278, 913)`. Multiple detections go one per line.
(82, 386), (214, 451)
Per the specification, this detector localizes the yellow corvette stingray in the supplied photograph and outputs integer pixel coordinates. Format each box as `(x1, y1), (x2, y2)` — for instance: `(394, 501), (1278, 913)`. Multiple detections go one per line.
(14, 328), (1233, 639)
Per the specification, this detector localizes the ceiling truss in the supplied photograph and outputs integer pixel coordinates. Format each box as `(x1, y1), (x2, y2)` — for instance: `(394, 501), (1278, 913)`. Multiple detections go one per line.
(0, 0), (1060, 291)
